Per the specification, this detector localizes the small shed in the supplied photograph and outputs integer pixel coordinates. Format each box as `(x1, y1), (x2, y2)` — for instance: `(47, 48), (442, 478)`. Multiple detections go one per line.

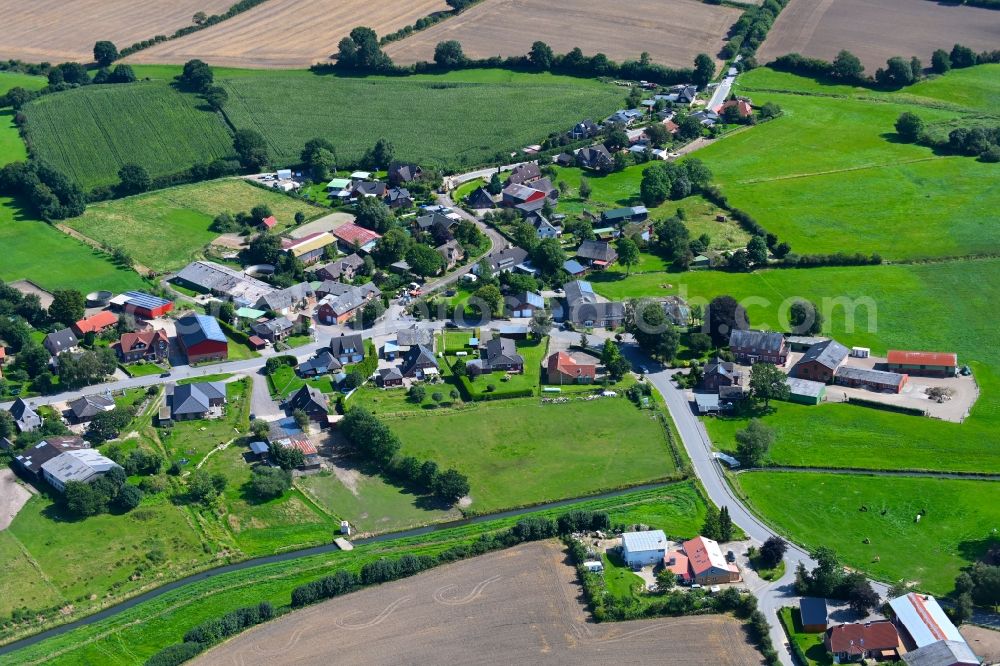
(248, 335), (267, 350)
(786, 377), (826, 405)
(799, 597), (828, 633)
(248, 441), (269, 460)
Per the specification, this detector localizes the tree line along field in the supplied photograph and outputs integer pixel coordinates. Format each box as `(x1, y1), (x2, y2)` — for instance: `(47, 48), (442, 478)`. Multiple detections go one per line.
(217, 69), (624, 171)
(383, 0), (742, 70)
(21, 81), (234, 190)
(3, 483), (707, 664)
(66, 179), (322, 272)
(757, 0), (1000, 72)
(736, 472), (1000, 595)
(694, 65), (1000, 262)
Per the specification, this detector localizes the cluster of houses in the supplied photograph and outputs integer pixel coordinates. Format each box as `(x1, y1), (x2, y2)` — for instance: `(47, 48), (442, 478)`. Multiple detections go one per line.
(618, 529), (741, 586)
(325, 162), (424, 209)
(800, 592), (979, 665)
(695, 328), (959, 414)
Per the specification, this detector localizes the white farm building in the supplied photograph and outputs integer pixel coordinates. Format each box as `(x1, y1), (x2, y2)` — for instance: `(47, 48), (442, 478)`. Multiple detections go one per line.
(621, 530), (669, 567)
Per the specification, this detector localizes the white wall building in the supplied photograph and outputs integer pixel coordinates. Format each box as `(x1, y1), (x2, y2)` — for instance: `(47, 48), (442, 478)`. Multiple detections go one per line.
(621, 530), (669, 567)
(41, 449), (120, 493)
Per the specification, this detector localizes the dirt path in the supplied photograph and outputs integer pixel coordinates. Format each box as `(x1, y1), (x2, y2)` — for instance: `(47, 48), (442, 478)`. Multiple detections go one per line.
(54, 224), (153, 275)
(0, 468), (33, 531)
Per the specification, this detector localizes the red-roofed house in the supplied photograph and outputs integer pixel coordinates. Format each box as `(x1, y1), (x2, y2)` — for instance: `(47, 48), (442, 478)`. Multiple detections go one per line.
(667, 536), (741, 585)
(72, 311), (118, 336)
(332, 223), (382, 252)
(259, 215), (278, 231)
(663, 119), (679, 134)
(716, 99), (753, 118)
(825, 621), (900, 662)
(114, 329), (169, 363)
(546, 352), (596, 384)
(885, 350), (958, 378)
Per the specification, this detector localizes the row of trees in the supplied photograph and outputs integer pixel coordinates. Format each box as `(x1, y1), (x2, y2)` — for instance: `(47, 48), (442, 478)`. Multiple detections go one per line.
(896, 112), (1000, 163)
(64, 466), (144, 517)
(639, 158), (713, 208)
(0, 160), (86, 220)
(796, 547), (881, 616)
(340, 407), (470, 503)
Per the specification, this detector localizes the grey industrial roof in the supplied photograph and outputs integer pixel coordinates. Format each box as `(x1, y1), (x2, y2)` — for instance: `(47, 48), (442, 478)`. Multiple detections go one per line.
(889, 593), (964, 648)
(176, 260), (275, 303)
(835, 366), (906, 385)
(42, 449), (119, 485)
(786, 377), (826, 398)
(123, 291), (172, 310)
(576, 240), (617, 262)
(14, 436), (86, 473)
(396, 325), (432, 348)
(902, 640), (979, 666)
(800, 339), (849, 370)
(622, 529), (668, 553)
(729, 329), (785, 353)
(256, 282), (313, 311)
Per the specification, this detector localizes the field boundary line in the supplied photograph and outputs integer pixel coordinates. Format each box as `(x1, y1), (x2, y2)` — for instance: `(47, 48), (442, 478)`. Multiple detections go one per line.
(6, 530), (67, 605)
(734, 155), (951, 184)
(54, 223), (153, 274)
(735, 466), (1000, 480)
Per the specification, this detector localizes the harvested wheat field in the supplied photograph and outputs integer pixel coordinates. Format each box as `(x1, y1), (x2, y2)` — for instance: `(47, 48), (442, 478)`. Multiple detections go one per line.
(193, 541), (763, 666)
(0, 0), (233, 63)
(759, 0), (1000, 71)
(127, 0), (450, 68)
(385, 0), (743, 70)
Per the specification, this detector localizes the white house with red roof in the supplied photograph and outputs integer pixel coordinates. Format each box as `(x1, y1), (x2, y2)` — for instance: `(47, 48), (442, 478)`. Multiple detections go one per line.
(665, 535), (741, 585)
(332, 223), (382, 253)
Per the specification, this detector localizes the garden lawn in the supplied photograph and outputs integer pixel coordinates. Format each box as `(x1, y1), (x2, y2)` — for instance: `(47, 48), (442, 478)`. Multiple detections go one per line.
(21, 81), (234, 190)
(349, 385), (463, 415)
(736, 472), (1000, 595)
(267, 365), (334, 399)
(219, 69), (623, 171)
(779, 607), (831, 666)
(160, 380), (249, 466)
(695, 66), (1000, 260)
(457, 337), (547, 398)
(3, 483), (706, 664)
(453, 178), (486, 203)
(66, 179), (321, 272)
(297, 470), (461, 535)
(389, 397), (676, 513)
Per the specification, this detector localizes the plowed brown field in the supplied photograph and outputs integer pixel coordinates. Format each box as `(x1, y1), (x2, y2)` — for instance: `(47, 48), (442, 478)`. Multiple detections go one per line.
(384, 0), (743, 70)
(192, 541), (764, 666)
(126, 0), (450, 68)
(0, 0), (233, 63)
(759, 0), (1000, 71)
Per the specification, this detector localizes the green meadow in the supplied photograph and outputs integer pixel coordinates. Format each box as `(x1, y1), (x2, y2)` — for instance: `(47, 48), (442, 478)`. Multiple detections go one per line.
(737, 472), (1000, 595)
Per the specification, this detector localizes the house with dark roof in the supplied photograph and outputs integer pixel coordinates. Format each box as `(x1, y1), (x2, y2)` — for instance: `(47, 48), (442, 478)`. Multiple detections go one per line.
(529, 177), (558, 202)
(14, 436), (87, 480)
(468, 337), (524, 376)
(834, 366), (907, 394)
(554, 152), (576, 167)
(661, 296), (690, 326)
(563, 280), (625, 329)
(315, 254), (364, 282)
(576, 144), (614, 172)
(297, 350), (342, 377)
(316, 284), (379, 325)
(114, 329), (169, 363)
(794, 339), (849, 383)
(168, 381), (227, 420)
(388, 162), (423, 185)
(285, 385), (329, 422)
(44, 328), (79, 357)
(509, 291), (544, 318)
(395, 325), (433, 350)
(504, 163), (541, 186)
(825, 622), (900, 662)
(728, 329), (788, 366)
(385, 186), (413, 209)
(251, 316), (294, 343)
(254, 282), (315, 315)
(436, 240), (465, 269)
(606, 109), (643, 126)
(702, 358), (742, 392)
(328, 333), (365, 364)
(474, 247), (529, 276)
(416, 211), (457, 233)
(378, 366), (404, 387)
(8, 398), (41, 433)
(563, 259), (587, 277)
(799, 597), (828, 633)
(67, 394), (115, 423)
(601, 206), (648, 225)
(525, 211), (560, 239)
(547, 352), (596, 384)
(570, 119), (599, 140)
(576, 240), (618, 268)
(401, 344), (438, 379)
(466, 187), (495, 210)
(176, 314), (228, 364)
(351, 181), (387, 199)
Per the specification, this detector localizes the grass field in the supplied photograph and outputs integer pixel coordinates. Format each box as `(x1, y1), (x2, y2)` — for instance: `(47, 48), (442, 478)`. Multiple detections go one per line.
(0, 72), (47, 95)
(390, 397), (676, 513)
(736, 472), (1000, 595)
(2, 482), (706, 664)
(457, 337), (547, 398)
(778, 607), (830, 666)
(266, 365), (334, 399)
(22, 82), (234, 190)
(67, 179), (319, 272)
(219, 69), (624, 171)
(691, 66), (1000, 261)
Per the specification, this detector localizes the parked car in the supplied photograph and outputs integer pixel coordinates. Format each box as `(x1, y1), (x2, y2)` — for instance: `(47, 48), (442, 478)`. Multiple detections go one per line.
(160, 371), (171, 378)
(726, 550), (736, 563)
